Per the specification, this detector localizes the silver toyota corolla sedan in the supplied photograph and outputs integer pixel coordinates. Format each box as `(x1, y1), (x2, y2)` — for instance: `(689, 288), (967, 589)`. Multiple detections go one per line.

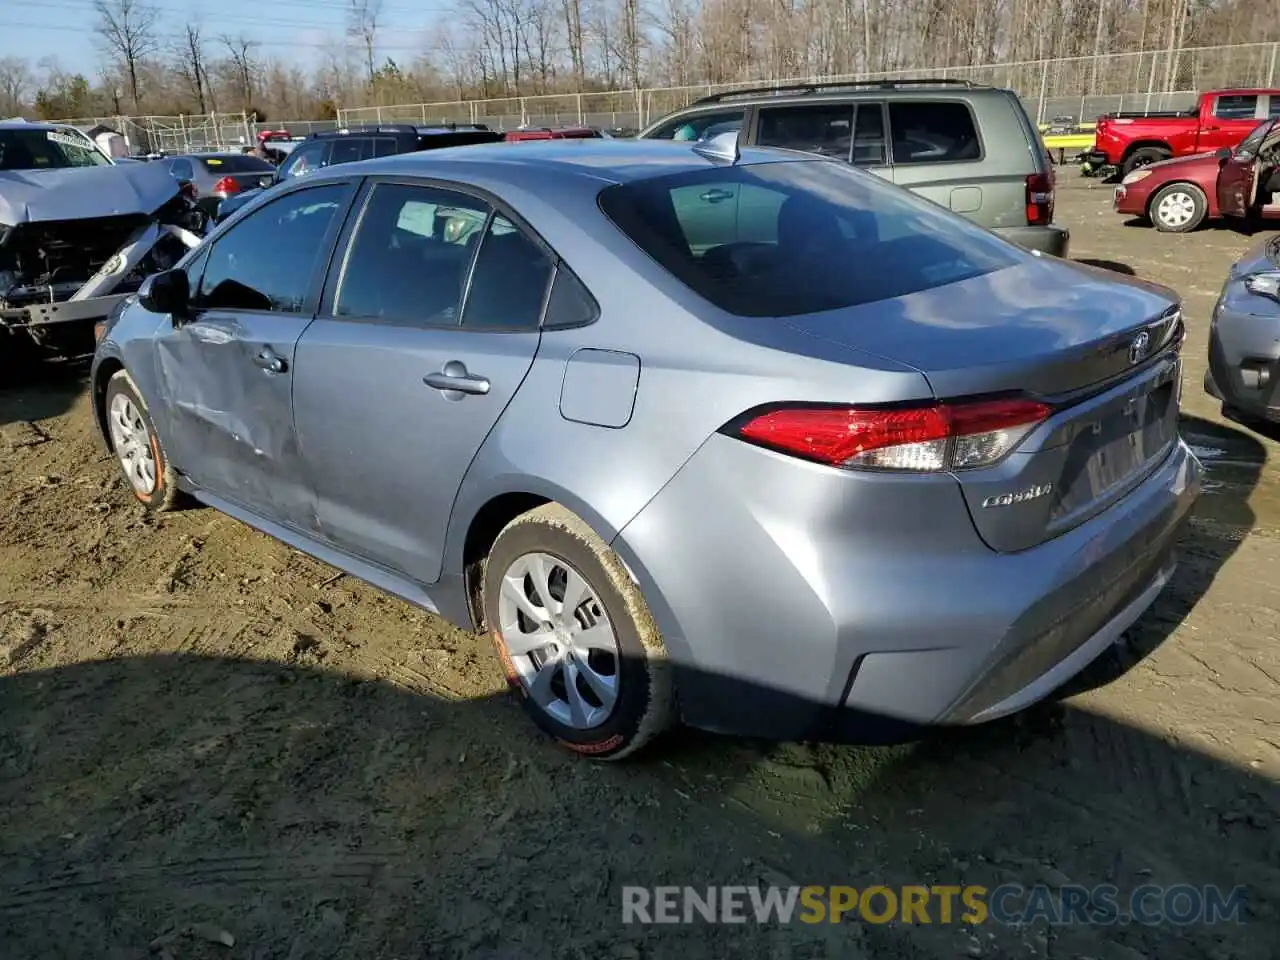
(91, 138), (1202, 759)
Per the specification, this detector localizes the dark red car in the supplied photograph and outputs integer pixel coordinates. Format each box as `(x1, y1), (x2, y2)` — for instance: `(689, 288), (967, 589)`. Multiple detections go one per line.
(1111, 118), (1280, 232)
(503, 126), (601, 142)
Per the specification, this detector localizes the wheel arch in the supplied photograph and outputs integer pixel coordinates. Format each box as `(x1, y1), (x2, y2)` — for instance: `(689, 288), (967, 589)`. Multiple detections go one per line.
(91, 355), (126, 450)
(1121, 140), (1173, 162)
(451, 481), (620, 632)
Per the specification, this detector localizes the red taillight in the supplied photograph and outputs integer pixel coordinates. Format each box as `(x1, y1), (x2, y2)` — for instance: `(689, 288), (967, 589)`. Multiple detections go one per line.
(212, 176), (240, 196)
(1026, 172), (1054, 225)
(733, 398), (1053, 472)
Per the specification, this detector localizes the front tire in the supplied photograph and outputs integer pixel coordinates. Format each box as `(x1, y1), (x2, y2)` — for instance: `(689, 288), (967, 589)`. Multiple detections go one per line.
(483, 503), (674, 760)
(1149, 183), (1207, 233)
(104, 369), (183, 512)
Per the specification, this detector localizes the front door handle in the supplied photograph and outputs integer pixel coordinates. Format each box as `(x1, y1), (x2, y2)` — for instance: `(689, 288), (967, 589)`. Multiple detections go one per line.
(254, 349), (286, 373)
(424, 360), (490, 396)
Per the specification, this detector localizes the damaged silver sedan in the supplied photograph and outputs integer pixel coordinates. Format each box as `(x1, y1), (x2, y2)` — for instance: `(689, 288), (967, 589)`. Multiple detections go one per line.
(0, 119), (209, 363)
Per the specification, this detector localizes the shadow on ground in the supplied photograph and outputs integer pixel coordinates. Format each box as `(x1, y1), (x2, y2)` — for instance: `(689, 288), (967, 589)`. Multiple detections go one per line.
(1074, 257), (1136, 275)
(0, 359), (87, 428)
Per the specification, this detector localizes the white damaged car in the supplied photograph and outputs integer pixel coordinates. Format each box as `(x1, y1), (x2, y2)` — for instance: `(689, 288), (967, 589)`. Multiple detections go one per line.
(0, 119), (208, 363)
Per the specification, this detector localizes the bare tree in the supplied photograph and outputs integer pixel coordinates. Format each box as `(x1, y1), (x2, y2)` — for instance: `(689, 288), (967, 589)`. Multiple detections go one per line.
(173, 23), (213, 113)
(93, 0), (161, 110)
(348, 0), (383, 88)
(561, 0), (586, 91)
(0, 56), (31, 116)
(219, 34), (259, 110)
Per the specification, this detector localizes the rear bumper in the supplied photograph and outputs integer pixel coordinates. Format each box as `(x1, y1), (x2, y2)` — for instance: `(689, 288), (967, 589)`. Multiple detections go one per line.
(1206, 285), (1280, 421)
(612, 433), (1200, 744)
(993, 224), (1070, 258)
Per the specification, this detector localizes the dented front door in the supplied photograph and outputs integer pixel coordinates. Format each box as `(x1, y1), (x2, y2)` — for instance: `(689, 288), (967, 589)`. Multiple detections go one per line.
(154, 311), (318, 530)
(151, 180), (356, 532)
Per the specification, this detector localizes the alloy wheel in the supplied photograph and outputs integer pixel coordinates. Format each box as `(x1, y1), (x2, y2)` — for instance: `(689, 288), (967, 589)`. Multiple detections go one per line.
(107, 392), (157, 494)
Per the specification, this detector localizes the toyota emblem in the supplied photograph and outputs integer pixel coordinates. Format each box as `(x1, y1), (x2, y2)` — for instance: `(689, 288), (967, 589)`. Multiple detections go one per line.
(1128, 331), (1151, 365)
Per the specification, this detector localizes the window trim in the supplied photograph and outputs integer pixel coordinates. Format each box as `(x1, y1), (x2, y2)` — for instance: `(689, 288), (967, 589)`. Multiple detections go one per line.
(883, 97), (986, 167)
(320, 174), (591, 333)
(188, 179), (359, 320)
(754, 102), (857, 163)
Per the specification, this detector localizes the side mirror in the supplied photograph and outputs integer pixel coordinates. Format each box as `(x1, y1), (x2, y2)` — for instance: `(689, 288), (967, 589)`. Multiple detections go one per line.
(138, 268), (190, 316)
(1215, 146), (1232, 162)
(258, 175), (274, 189)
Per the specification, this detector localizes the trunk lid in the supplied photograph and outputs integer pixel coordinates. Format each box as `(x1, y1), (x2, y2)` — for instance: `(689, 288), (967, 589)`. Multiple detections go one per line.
(783, 257), (1185, 552)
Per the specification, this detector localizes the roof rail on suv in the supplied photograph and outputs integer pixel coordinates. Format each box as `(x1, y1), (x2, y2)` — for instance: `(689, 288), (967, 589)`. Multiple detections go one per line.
(690, 77), (986, 105)
(309, 123), (491, 138)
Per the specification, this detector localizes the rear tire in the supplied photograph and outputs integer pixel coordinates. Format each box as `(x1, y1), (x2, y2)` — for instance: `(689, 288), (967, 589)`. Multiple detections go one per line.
(483, 503), (674, 760)
(104, 369), (183, 512)
(1122, 147), (1171, 178)
(1149, 183), (1207, 233)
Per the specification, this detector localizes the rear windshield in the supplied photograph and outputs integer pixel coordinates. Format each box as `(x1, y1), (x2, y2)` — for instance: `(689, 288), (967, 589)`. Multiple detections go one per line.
(198, 155), (275, 173)
(0, 128), (110, 170)
(597, 159), (1021, 317)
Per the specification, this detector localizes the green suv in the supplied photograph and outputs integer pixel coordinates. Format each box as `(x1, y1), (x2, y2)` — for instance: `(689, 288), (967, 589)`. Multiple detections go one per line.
(638, 79), (1068, 257)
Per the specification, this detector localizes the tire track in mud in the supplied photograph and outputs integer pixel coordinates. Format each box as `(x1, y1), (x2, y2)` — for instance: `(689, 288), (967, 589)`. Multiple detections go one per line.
(0, 852), (407, 913)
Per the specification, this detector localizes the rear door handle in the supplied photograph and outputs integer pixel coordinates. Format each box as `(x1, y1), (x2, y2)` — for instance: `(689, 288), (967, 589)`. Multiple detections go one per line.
(424, 360), (490, 396)
(254, 349), (286, 373)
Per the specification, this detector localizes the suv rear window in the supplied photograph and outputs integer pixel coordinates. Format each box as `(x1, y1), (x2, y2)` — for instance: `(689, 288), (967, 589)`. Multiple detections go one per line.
(598, 160), (1019, 318)
(888, 102), (981, 164)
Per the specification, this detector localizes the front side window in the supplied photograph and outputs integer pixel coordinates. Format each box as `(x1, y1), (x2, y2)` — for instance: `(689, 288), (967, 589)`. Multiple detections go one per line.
(279, 142), (327, 179)
(1215, 95), (1257, 120)
(651, 110), (745, 142)
(335, 182), (492, 326)
(194, 184), (347, 313)
(888, 101), (981, 164)
(599, 160), (1020, 318)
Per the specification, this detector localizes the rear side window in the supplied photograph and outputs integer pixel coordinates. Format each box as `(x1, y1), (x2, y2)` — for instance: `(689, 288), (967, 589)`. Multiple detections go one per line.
(1215, 95), (1257, 120)
(169, 158), (194, 180)
(329, 138), (371, 165)
(598, 161), (1019, 318)
(372, 137), (399, 157)
(460, 215), (554, 330)
(757, 105), (854, 160)
(888, 102), (981, 164)
(1271, 98), (1280, 119)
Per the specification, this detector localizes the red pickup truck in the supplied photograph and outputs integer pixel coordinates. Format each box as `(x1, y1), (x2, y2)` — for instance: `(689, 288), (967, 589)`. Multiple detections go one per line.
(1084, 88), (1280, 177)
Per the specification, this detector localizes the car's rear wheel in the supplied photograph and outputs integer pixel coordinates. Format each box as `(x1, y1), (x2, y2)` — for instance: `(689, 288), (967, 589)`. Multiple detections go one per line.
(1122, 146), (1171, 177)
(483, 503), (673, 760)
(104, 370), (182, 512)
(1149, 183), (1207, 233)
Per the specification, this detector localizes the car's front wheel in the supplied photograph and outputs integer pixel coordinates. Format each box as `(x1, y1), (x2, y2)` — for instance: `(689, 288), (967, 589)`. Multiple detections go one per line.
(1149, 183), (1207, 233)
(104, 369), (183, 512)
(483, 503), (674, 759)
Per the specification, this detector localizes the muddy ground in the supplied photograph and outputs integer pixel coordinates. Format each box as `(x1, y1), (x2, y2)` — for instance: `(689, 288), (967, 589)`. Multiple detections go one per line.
(1, 176), (1278, 959)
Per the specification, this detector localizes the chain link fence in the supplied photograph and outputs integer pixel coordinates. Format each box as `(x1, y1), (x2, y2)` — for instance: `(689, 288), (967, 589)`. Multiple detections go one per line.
(337, 41), (1280, 132)
(50, 41), (1279, 152)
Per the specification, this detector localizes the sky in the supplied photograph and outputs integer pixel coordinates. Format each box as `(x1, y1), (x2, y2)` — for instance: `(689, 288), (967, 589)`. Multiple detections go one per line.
(3, 0), (450, 77)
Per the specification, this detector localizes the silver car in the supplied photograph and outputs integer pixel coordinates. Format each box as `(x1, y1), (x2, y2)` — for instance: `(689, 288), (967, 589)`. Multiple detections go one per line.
(91, 138), (1201, 759)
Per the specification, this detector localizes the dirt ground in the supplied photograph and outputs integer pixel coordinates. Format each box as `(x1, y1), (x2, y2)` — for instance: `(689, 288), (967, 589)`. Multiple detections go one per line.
(1, 175), (1278, 960)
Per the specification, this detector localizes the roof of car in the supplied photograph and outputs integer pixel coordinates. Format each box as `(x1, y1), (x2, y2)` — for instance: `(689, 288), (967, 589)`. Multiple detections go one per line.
(0, 119), (63, 131)
(334, 138), (797, 185)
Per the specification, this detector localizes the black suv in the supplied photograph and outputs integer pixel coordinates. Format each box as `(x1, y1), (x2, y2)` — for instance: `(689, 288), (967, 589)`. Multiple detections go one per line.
(214, 123), (504, 222)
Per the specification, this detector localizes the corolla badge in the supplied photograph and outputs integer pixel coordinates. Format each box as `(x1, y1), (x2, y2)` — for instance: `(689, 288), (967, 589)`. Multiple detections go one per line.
(982, 483), (1053, 509)
(1128, 331), (1151, 365)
